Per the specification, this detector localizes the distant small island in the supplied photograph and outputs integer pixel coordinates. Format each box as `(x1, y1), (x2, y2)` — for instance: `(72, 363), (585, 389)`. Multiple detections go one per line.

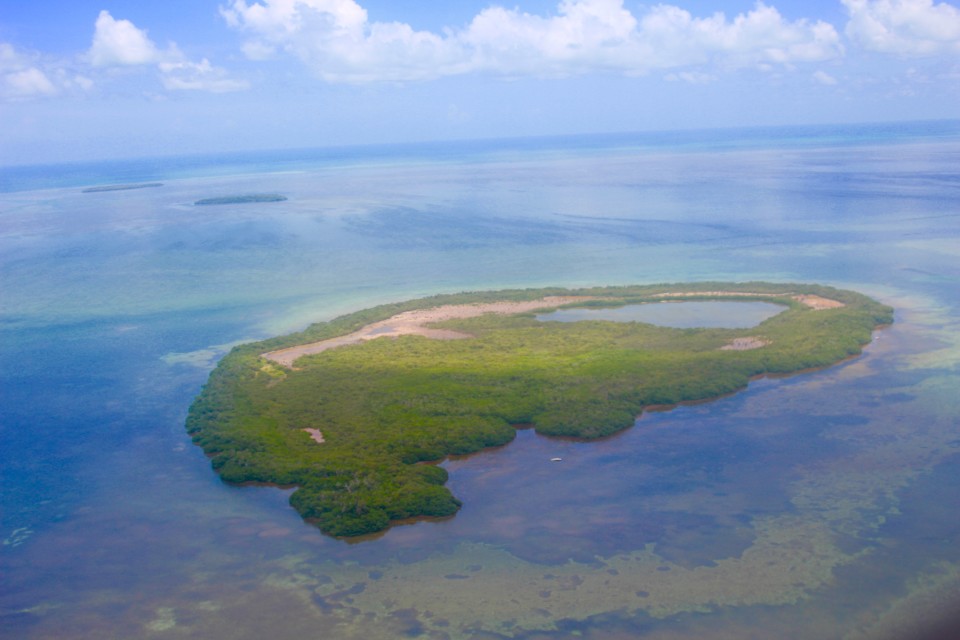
(82, 182), (163, 193)
(194, 194), (287, 205)
(186, 283), (892, 537)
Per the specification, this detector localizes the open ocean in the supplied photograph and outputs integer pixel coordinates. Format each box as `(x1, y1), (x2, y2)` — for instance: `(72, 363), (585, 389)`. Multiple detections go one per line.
(2, 121), (960, 639)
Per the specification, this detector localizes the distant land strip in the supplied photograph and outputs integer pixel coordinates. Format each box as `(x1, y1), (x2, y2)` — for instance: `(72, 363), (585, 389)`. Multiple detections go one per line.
(82, 182), (163, 193)
(194, 194), (287, 205)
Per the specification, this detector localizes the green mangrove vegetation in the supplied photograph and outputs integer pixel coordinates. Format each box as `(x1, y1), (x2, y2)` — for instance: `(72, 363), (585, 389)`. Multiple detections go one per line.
(186, 283), (892, 537)
(82, 182), (163, 193)
(194, 193), (287, 205)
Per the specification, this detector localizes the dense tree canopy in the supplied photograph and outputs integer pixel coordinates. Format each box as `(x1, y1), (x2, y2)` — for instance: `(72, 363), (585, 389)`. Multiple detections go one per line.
(187, 283), (892, 537)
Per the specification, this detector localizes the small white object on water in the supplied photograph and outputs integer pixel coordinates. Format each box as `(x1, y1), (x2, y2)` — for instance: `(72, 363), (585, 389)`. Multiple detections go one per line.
(550, 457), (563, 462)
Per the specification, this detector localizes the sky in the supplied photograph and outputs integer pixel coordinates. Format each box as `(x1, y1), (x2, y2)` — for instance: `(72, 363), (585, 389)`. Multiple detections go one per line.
(1, 0), (959, 165)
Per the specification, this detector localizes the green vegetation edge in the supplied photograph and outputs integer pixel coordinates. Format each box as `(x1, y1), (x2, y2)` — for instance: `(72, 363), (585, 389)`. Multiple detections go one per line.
(186, 282), (892, 538)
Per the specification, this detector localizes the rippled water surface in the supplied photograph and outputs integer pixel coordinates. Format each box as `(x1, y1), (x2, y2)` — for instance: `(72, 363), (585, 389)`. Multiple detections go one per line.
(2, 122), (959, 639)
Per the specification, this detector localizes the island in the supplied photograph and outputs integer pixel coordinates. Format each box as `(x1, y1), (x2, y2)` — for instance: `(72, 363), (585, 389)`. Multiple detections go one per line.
(194, 193), (287, 205)
(82, 182), (163, 193)
(186, 283), (892, 537)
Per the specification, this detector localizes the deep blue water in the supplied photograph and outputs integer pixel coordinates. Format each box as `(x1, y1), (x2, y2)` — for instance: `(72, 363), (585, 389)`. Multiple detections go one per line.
(2, 122), (960, 639)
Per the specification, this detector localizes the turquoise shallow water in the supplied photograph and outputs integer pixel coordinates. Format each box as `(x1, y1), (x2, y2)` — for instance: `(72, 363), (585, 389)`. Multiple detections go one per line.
(2, 122), (960, 639)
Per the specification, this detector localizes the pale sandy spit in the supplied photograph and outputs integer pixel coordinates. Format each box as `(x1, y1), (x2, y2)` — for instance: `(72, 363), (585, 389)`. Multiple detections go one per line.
(263, 296), (594, 367)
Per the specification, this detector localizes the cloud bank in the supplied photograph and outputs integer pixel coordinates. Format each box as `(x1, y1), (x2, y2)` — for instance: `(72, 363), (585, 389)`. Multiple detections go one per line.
(0, 43), (93, 100)
(221, 0), (847, 83)
(85, 10), (249, 93)
(3, 1), (959, 103)
(843, 0), (960, 55)
(1, 44), (56, 99)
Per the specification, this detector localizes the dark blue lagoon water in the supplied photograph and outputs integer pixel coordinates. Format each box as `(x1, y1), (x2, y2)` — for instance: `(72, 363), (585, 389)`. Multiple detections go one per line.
(2, 122), (960, 639)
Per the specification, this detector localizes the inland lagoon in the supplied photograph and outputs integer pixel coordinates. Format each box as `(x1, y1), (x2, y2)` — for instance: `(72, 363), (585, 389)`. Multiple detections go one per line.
(2, 121), (960, 639)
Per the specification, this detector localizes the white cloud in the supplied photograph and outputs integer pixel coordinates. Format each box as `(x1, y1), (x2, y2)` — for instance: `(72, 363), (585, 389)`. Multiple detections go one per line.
(5, 67), (58, 98)
(665, 71), (716, 84)
(222, 0), (462, 81)
(1, 43), (20, 67)
(159, 59), (251, 92)
(631, 4), (843, 70)
(88, 10), (173, 66)
(813, 69), (839, 84)
(84, 11), (248, 94)
(843, 0), (960, 55)
(221, 0), (844, 83)
(460, 0), (640, 76)
(1, 43), (60, 100)
(69, 74), (95, 91)
(1, 43), (26, 73)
